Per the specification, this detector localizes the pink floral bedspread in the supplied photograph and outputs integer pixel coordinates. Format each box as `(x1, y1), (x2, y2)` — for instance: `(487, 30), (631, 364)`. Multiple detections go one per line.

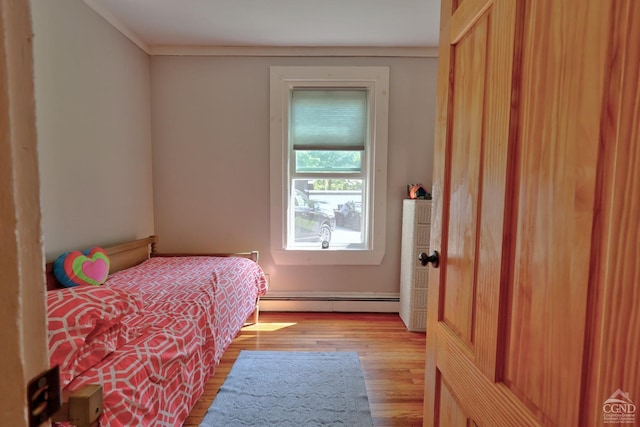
(62, 256), (268, 426)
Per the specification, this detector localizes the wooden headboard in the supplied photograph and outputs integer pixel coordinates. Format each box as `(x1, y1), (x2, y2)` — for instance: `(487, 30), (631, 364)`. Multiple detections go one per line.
(45, 235), (260, 290)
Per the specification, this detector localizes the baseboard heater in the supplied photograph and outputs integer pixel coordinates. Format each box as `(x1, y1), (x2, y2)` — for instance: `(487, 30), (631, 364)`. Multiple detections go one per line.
(259, 293), (400, 313)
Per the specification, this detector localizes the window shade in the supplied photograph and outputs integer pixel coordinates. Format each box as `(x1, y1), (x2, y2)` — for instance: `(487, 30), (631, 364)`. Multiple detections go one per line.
(291, 89), (368, 151)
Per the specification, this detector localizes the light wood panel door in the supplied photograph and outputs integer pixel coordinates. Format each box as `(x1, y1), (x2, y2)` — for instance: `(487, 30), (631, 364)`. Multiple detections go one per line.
(425, 0), (640, 426)
(425, 0), (533, 424)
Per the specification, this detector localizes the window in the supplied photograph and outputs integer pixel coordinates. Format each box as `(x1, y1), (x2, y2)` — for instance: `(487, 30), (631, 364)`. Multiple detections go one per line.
(270, 66), (389, 265)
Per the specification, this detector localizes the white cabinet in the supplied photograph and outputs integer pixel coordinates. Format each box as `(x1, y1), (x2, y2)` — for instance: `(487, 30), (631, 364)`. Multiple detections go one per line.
(399, 199), (431, 332)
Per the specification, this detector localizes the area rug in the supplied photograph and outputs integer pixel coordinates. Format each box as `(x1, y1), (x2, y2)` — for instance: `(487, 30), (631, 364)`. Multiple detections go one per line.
(199, 350), (374, 427)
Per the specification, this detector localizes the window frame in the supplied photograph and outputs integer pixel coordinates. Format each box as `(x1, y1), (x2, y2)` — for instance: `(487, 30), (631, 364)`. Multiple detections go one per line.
(270, 66), (389, 265)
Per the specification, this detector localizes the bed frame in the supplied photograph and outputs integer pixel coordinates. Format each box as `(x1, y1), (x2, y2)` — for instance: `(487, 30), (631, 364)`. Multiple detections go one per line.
(45, 235), (261, 323)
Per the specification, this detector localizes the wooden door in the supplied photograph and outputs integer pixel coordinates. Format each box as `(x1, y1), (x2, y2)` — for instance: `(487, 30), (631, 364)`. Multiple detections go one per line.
(424, 0), (639, 426)
(425, 0), (529, 424)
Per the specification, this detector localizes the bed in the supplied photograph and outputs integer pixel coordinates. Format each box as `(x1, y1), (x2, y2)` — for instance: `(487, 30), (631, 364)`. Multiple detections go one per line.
(45, 236), (268, 426)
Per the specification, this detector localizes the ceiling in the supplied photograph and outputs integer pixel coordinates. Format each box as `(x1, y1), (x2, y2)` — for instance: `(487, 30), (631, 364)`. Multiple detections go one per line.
(83, 0), (441, 54)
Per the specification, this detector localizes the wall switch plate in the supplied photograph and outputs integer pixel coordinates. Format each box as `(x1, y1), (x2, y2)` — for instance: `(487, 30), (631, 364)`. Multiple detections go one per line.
(27, 365), (61, 427)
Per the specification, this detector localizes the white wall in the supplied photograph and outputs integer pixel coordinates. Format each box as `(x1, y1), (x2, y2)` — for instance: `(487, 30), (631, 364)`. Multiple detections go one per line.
(31, 0), (154, 260)
(151, 56), (437, 295)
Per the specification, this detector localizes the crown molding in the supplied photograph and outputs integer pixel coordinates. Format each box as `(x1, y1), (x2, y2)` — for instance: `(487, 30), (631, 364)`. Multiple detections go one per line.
(81, 0), (438, 58)
(82, 0), (150, 54)
(149, 45), (438, 57)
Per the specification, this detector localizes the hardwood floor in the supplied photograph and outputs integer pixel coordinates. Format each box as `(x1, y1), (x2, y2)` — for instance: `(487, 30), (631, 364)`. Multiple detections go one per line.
(183, 312), (426, 427)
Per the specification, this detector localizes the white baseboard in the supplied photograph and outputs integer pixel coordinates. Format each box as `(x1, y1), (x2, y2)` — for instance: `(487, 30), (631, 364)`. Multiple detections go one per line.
(259, 292), (399, 313)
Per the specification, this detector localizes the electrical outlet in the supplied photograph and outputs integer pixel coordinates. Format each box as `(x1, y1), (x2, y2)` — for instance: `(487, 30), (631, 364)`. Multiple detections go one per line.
(27, 365), (61, 427)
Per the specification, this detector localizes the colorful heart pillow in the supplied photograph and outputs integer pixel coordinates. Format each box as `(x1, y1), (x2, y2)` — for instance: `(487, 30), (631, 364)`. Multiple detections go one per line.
(53, 247), (111, 288)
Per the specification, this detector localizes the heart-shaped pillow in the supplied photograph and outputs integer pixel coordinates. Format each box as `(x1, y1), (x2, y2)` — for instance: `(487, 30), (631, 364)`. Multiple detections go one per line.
(53, 247), (111, 288)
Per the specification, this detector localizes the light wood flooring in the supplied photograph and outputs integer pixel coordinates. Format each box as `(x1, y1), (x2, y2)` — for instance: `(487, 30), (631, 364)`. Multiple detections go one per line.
(183, 311), (426, 427)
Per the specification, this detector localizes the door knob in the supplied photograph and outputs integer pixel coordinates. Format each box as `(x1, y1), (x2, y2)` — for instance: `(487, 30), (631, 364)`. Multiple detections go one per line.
(418, 251), (440, 268)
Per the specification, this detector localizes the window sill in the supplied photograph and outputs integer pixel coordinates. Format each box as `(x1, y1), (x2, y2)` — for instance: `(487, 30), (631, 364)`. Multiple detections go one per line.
(270, 248), (385, 265)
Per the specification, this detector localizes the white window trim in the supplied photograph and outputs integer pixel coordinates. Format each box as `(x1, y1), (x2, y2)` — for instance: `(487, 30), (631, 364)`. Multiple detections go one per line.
(270, 66), (389, 265)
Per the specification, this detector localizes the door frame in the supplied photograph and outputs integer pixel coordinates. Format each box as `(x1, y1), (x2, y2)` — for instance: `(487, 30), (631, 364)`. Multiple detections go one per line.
(0, 0), (48, 424)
